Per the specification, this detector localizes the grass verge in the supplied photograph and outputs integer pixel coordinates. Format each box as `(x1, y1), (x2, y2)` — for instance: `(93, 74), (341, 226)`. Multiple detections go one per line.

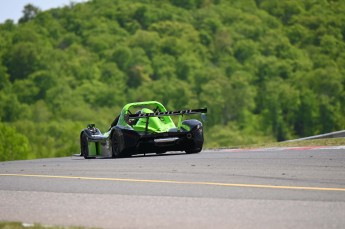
(235, 138), (345, 149)
(0, 222), (89, 229)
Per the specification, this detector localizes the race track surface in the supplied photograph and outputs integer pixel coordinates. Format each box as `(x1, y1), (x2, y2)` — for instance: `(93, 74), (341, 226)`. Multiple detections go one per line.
(0, 147), (345, 229)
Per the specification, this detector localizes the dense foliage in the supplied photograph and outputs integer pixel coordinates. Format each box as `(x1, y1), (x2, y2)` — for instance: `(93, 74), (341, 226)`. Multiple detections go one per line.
(1, 0), (345, 161)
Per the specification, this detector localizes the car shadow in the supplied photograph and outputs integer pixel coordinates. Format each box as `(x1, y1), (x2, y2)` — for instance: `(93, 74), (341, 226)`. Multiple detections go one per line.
(130, 152), (185, 158)
(72, 152), (186, 160)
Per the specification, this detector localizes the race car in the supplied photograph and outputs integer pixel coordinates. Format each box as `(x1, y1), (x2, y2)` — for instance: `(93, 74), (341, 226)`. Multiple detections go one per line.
(80, 101), (207, 159)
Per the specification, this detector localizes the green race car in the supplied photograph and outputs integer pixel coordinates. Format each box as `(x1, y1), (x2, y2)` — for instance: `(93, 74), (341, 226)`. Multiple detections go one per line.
(80, 101), (207, 159)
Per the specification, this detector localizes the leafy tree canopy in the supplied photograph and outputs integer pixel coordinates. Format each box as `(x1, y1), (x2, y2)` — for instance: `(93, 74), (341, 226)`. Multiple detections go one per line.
(1, 0), (345, 160)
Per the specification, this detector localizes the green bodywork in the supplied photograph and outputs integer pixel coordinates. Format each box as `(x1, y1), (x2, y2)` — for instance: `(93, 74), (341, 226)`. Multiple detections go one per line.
(88, 141), (100, 156)
(117, 101), (176, 133)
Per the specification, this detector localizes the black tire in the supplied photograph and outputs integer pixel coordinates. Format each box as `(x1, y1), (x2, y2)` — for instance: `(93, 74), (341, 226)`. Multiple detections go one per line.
(185, 148), (202, 154)
(81, 132), (95, 159)
(111, 131), (121, 158)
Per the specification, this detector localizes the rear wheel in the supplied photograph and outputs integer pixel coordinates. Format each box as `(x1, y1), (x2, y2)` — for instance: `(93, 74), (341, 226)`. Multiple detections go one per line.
(185, 148), (202, 154)
(111, 131), (121, 158)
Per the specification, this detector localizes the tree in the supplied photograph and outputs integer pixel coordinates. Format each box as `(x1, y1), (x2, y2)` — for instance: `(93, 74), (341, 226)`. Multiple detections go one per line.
(176, 53), (202, 81)
(151, 54), (176, 79)
(130, 30), (160, 58)
(259, 0), (304, 25)
(19, 4), (41, 23)
(170, 0), (197, 9)
(112, 47), (132, 71)
(0, 122), (31, 161)
(260, 79), (300, 141)
(294, 89), (319, 137)
(234, 39), (259, 63)
(5, 42), (40, 81)
(224, 71), (256, 125)
(0, 65), (10, 90)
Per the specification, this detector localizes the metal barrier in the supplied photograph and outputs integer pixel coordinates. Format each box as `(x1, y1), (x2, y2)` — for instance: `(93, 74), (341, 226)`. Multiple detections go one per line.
(286, 130), (345, 142)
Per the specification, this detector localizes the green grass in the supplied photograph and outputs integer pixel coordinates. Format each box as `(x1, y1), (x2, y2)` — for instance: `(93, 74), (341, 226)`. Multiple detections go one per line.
(236, 138), (345, 149)
(0, 222), (90, 229)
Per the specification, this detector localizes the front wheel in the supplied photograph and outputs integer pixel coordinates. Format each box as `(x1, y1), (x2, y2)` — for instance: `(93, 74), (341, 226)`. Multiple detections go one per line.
(81, 132), (95, 159)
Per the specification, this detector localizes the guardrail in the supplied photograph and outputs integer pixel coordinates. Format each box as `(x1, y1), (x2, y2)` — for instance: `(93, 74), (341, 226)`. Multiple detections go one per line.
(286, 130), (345, 142)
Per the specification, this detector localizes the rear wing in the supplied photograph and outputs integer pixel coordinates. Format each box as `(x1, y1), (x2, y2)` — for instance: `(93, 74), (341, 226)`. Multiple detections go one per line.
(126, 108), (207, 119)
(125, 108), (207, 133)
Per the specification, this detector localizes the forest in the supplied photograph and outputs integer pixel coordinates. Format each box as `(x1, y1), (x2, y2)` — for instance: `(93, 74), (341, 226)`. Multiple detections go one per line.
(1, 0), (345, 161)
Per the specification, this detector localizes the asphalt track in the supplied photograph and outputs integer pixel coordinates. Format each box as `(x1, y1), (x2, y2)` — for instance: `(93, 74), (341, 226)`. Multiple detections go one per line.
(0, 147), (345, 229)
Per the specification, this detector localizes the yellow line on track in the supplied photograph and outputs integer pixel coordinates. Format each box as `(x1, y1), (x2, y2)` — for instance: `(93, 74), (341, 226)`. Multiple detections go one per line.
(1, 173), (345, 192)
